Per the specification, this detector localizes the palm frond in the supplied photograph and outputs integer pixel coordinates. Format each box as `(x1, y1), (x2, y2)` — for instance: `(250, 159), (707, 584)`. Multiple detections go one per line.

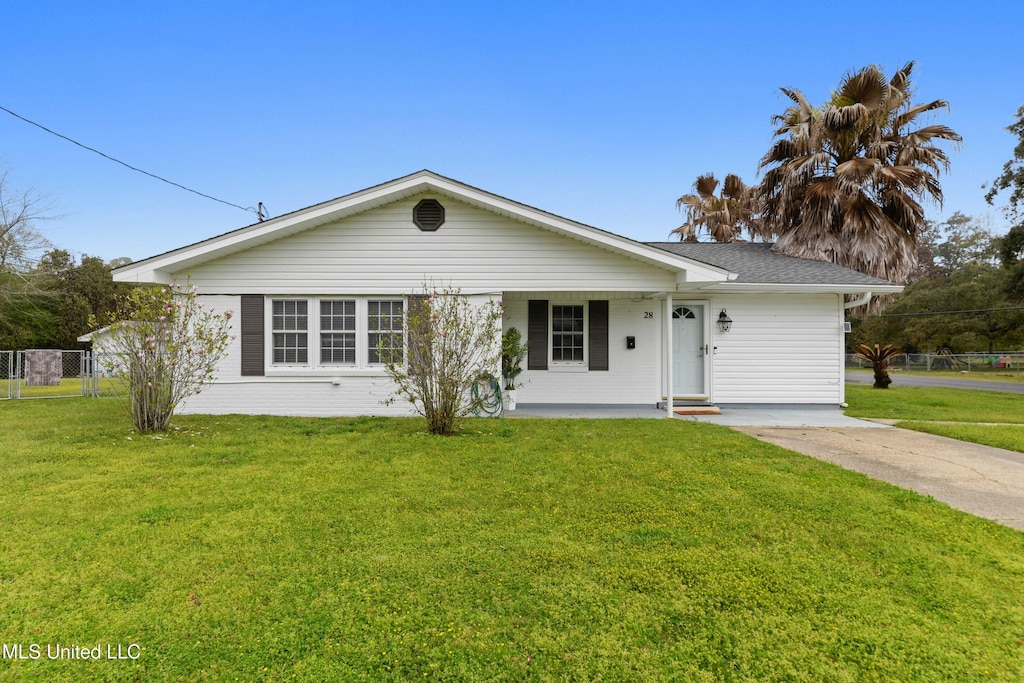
(693, 173), (720, 199)
(756, 62), (959, 284)
(893, 99), (949, 129)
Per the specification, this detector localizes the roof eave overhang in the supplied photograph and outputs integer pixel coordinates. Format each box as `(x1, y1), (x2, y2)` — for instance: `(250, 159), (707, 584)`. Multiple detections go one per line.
(113, 171), (735, 285)
(692, 282), (904, 294)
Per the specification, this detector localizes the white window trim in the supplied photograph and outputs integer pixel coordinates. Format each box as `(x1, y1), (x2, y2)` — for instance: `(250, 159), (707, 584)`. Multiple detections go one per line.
(265, 296), (404, 375)
(319, 298), (359, 367)
(549, 302), (587, 367)
(269, 297), (312, 367)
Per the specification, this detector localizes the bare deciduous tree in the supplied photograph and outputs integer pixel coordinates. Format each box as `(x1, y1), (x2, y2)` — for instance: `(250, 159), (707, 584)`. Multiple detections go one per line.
(0, 167), (53, 273)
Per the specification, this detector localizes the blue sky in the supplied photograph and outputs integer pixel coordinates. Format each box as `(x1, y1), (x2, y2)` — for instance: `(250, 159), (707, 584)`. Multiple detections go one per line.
(2, 1), (1021, 264)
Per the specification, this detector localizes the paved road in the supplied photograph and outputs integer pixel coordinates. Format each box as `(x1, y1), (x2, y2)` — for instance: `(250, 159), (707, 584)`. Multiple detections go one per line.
(847, 372), (1024, 394)
(737, 425), (1024, 531)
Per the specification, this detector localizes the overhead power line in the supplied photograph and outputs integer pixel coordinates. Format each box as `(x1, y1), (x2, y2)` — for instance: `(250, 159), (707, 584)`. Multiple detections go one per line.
(0, 104), (262, 219)
(874, 306), (1024, 318)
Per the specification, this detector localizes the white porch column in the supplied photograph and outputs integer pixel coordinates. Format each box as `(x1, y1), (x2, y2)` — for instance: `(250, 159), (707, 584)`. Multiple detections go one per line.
(665, 293), (673, 419)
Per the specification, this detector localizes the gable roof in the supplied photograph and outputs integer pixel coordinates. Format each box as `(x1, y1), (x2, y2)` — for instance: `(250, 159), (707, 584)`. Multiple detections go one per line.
(647, 242), (901, 292)
(112, 170), (901, 295)
(114, 170), (732, 286)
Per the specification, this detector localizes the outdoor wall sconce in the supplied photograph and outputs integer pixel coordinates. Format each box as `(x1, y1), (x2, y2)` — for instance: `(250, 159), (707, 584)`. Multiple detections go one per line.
(717, 309), (733, 333)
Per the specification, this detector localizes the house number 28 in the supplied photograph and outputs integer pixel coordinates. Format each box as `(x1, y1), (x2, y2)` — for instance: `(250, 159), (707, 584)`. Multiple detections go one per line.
(643, 311), (654, 319)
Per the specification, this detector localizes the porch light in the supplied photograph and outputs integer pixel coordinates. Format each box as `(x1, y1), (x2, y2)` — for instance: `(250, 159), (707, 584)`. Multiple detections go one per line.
(717, 309), (733, 333)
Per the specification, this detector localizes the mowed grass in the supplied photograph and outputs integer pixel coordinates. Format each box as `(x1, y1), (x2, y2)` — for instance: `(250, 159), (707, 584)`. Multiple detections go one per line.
(845, 384), (1024, 424)
(848, 367), (1024, 383)
(845, 384), (1024, 453)
(2, 399), (1024, 681)
(9, 377), (89, 399)
(899, 422), (1024, 454)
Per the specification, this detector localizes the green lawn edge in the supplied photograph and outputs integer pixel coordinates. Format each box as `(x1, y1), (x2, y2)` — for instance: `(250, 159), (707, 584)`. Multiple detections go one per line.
(2, 398), (1024, 681)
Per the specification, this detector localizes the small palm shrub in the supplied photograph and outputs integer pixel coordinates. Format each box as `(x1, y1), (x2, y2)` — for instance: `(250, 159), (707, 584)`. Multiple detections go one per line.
(854, 343), (904, 389)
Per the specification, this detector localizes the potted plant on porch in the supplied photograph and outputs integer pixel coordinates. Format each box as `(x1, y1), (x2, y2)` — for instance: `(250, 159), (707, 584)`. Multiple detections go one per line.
(501, 327), (528, 411)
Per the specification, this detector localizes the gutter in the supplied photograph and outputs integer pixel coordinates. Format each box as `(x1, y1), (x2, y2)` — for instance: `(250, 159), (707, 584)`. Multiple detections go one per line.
(843, 291), (873, 310)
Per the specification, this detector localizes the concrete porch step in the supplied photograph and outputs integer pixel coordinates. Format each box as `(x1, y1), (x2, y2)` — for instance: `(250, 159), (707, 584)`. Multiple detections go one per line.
(673, 405), (721, 416)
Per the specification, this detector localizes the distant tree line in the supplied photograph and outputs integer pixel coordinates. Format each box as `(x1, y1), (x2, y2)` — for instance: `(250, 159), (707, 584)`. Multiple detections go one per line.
(851, 212), (1024, 353)
(0, 248), (131, 350)
(851, 102), (1024, 353)
(0, 167), (130, 350)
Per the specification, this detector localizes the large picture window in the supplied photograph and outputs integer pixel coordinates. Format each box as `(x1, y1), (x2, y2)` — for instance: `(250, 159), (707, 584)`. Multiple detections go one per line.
(269, 297), (405, 369)
(272, 299), (308, 363)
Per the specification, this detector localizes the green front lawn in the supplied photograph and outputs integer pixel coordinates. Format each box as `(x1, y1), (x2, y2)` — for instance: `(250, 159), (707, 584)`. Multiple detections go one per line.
(845, 384), (1024, 424)
(898, 421), (1024, 453)
(845, 385), (1024, 453)
(2, 398), (1023, 681)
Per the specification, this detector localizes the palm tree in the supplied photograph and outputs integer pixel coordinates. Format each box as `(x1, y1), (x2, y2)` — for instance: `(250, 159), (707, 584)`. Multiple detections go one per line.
(853, 343), (904, 388)
(672, 172), (760, 242)
(758, 62), (961, 284)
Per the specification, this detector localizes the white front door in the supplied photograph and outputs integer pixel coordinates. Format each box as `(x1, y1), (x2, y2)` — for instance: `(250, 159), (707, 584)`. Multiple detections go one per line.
(672, 304), (705, 396)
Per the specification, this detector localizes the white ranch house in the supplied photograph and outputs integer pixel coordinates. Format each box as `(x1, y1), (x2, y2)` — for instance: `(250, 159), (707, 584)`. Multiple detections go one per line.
(112, 170), (901, 417)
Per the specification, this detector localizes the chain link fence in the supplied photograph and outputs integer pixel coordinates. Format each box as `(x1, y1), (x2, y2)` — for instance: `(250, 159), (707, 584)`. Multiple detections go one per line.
(846, 352), (1024, 375)
(0, 350), (97, 399)
(1, 351), (12, 400)
(92, 352), (125, 399)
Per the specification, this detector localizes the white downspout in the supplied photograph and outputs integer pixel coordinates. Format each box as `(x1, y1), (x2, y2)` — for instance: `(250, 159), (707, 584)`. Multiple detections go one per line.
(839, 291), (871, 406)
(844, 291), (873, 310)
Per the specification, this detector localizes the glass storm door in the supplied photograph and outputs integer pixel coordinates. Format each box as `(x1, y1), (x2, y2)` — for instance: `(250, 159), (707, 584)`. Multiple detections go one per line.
(672, 304), (705, 396)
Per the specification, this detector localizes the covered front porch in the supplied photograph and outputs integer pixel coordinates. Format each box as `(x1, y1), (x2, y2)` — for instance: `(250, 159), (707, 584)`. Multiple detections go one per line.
(502, 291), (720, 415)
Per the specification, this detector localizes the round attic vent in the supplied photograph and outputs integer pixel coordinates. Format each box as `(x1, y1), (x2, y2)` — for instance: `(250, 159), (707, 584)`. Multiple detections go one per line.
(413, 199), (445, 231)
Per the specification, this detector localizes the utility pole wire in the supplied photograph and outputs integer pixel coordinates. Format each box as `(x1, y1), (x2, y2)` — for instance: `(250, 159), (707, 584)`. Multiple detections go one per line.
(0, 104), (260, 217)
(874, 306), (1024, 318)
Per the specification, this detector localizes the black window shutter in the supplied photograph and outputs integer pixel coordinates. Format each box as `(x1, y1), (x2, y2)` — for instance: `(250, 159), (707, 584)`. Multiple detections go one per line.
(407, 294), (429, 318)
(527, 300), (548, 371)
(589, 300), (609, 371)
(240, 295), (265, 376)
(407, 294), (430, 341)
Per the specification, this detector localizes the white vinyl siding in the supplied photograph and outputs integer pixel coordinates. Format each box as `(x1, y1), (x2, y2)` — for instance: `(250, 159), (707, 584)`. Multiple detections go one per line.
(178, 377), (413, 417)
(177, 196), (679, 294)
(505, 292), (662, 404)
(176, 292), (848, 416)
(173, 294), (489, 417)
(708, 293), (844, 404)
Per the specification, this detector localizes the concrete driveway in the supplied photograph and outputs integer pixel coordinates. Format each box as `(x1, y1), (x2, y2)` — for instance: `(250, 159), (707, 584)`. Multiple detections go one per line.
(735, 424), (1024, 531)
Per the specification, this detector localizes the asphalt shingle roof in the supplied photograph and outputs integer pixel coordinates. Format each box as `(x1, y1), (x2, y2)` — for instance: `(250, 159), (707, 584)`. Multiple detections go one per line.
(645, 242), (897, 286)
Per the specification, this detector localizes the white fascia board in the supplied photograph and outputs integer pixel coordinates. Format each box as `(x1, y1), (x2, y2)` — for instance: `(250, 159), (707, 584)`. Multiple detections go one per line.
(113, 170), (733, 285)
(693, 282), (904, 294)
(113, 177), (432, 283)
